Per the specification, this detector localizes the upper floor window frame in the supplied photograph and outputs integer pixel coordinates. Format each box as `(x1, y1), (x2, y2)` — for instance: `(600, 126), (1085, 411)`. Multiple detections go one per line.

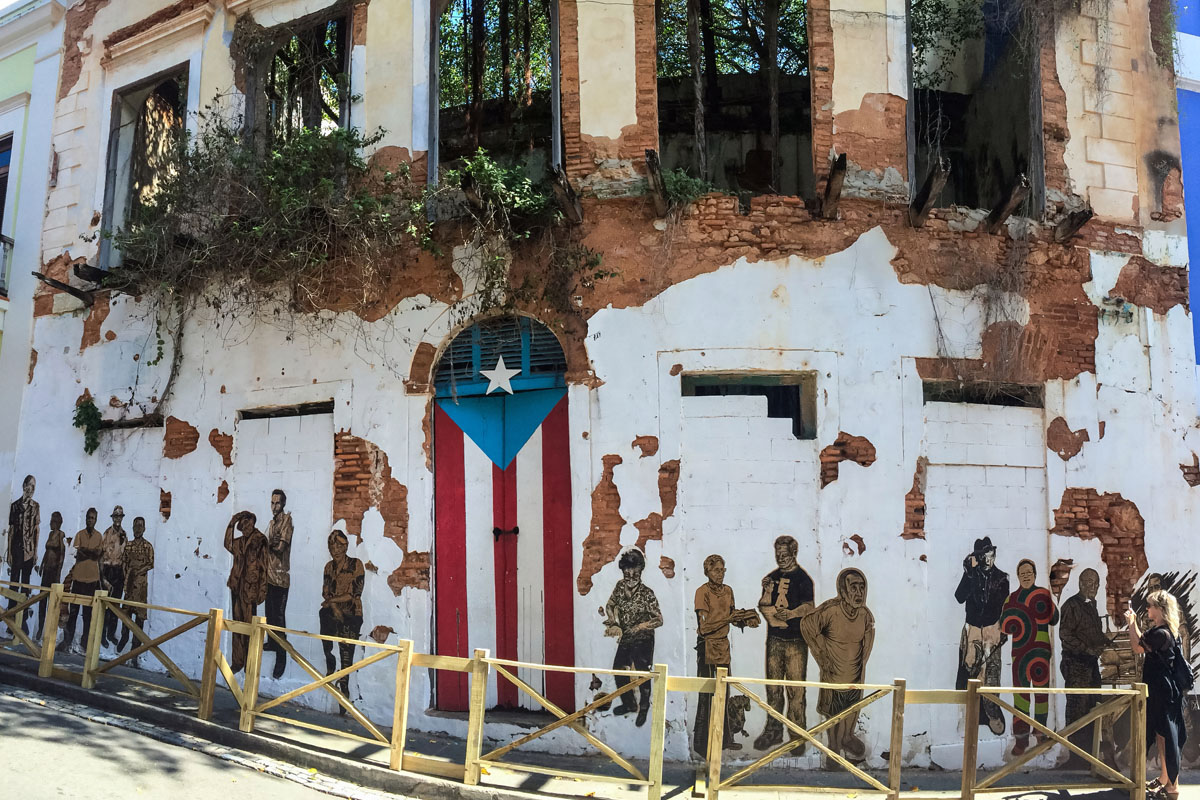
(98, 60), (195, 271)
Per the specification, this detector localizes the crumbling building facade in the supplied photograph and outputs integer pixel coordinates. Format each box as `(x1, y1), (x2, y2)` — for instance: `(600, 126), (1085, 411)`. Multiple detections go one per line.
(2, 0), (1198, 770)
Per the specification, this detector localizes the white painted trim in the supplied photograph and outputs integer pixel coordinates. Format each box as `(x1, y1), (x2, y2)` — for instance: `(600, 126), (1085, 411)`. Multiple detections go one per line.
(0, 92), (30, 118)
(1176, 32), (1200, 89)
(102, 4), (216, 67)
(0, 1), (63, 60)
(0, 100), (30, 238)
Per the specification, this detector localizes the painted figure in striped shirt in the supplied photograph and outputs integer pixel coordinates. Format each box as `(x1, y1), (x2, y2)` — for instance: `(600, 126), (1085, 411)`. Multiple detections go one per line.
(1000, 559), (1059, 756)
(604, 548), (663, 727)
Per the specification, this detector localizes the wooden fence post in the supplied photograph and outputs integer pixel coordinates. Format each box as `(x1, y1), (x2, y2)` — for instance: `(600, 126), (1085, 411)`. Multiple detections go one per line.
(81, 590), (108, 690)
(1131, 683), (1148, 800)
(888, 678), (907, 800)
(239, 615), (266, 732)
(464, 648), (490, 785)
(38, 583), (63, 678)
(706, 667), (729, 800)
(198, 608), (223, 720)
(389, 639), (413, 771)
(647, 663), (669, 800)
(960, 679), (981, 800)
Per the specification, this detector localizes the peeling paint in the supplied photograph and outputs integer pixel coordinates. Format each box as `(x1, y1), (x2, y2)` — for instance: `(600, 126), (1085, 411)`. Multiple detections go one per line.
(1046, 417), (1090, 461)
(577, 454), (625, 595)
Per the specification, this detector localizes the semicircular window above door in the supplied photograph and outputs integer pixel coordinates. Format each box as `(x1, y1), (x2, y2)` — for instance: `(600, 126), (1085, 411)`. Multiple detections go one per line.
(432, 316), (575, 712)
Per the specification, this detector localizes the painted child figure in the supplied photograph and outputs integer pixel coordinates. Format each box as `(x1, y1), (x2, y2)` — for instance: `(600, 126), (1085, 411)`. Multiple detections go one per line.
(35, 511), (66, 641)
(693, 553), (759, 755)
(604, 548), (663, 727)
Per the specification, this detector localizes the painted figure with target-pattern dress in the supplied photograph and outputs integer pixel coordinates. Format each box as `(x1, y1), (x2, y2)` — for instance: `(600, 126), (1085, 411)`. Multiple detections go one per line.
(1000, 559), (1059, 757)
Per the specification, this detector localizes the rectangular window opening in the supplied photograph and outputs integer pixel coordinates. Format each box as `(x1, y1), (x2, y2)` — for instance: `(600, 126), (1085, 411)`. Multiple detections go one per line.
(0, 133), (11, 297)
(239, 400), (336, 421)
(682, 372), (817, 439)
(263, 15), (350, 142)
(922, 379), (1043, 408)
(100, 65), (189, 269)
(433, 0), (561, 183)
(909, 0), (1043, 213)
(656, 0), (814, 199)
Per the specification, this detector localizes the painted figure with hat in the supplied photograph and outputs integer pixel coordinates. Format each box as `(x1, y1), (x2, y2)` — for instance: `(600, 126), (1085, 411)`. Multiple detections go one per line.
(955, 536), (1010, 735)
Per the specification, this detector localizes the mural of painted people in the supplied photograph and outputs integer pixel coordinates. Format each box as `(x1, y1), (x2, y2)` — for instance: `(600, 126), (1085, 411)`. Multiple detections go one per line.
(35, 512), (65, 641)
(100, 505), (127, 648)
(955, 536), (1009, 735)
(1000, 559), (1060, 756)
(64, 508), (103, 652)
(693, 554), (760, 756)
(320, 530), (365, 708)
(264, 489), (293, 679)
(1059, 568), (1110, 764)
(120, 517), (155, 651)
(755, 535), (816, 752)
(604, 548), (663, 727)
(5, 475), (40, 635)
(224, 510), (268, 673)
(801, 567), (875, 763)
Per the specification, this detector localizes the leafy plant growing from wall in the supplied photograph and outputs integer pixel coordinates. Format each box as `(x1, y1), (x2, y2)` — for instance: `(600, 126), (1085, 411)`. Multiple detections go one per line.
(73, 394), (102, 455)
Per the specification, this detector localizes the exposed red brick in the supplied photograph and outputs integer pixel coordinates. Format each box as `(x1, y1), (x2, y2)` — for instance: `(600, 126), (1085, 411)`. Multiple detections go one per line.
(35, 252), (88, 317)
(217, 480), (229, 503)
(369, 625), (394, 644)
(160, 489), (171, 521)
(108, 395), (122, 408)
(831, 93), (908, 179)
(577, 454), (626, 595)
(334, 432), (410, 549)
(901, 456), (928, 540)
(163, 416), (199, 459)
(104, 0), (209, 50)
(351, 1), (367, 46)
(819, 432), (877, 488)
(1050, 489), (1149, 619)
(209, 429), (233, 467)
(1099, 421), (1106, 439)
(59, 0), (110, 100)
(658, 459), (680, 518)
(1110, 255), (1189, 315)
(27, 349), (36, 384)
(633, 512), (662, 552)
(848, 534), (866, 555)
(659, 556), (675, 579)
(669, 364), (683, 376)
(1047, 417), (1089, 461)
(406, 341), (437, 394)
(388, 552), (431, 593)
(364, 561), (378, 573)
(1050, 557), (1075, 599)
(1039, 21), (1071, 198)
(632, 435), (659, 458)
(79, 293), (111, 351)
(1182, 454), (1200, 487)
(1152, 166), (1184, 222)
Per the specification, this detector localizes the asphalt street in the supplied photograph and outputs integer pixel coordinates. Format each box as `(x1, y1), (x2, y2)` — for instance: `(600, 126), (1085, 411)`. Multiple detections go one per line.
(0, 691), (363, 799)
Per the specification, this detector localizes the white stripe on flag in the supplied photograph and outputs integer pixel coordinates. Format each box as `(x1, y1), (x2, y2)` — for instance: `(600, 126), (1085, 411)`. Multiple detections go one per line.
(462, 432), (498, 708)
(515, 425), (546, 710)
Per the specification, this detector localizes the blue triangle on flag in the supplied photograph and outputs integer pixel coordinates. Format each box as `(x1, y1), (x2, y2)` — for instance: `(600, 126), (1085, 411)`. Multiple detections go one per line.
(436, 388), (566, 469)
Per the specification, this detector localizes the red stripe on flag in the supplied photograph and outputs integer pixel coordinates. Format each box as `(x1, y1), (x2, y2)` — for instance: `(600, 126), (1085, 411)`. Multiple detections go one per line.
(493, 460), (519, 708)
(434, 405), (469, 710)
(542, 396), (575, 711)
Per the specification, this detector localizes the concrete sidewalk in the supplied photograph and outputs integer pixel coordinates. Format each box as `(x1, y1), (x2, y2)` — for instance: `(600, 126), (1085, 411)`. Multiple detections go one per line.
(0, 647), (1188, 800)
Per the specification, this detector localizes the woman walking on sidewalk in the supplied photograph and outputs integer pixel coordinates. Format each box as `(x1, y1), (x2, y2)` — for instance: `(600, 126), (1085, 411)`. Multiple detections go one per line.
(1126, 590), (1189, 799)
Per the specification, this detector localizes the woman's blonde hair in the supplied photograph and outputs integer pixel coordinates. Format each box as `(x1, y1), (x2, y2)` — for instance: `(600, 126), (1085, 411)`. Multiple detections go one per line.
(1147, 589), (1182, 637)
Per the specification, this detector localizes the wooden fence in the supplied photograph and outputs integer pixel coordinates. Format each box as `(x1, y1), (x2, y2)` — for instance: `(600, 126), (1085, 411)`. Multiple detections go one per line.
(0, 580), (1148, 800)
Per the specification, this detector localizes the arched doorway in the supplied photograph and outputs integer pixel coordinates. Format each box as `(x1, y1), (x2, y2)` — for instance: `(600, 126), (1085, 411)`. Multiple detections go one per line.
(432, 316), (575, 711)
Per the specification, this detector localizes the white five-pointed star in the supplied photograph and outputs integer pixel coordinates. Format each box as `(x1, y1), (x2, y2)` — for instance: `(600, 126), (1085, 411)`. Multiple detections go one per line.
(480, 356), (521, 395)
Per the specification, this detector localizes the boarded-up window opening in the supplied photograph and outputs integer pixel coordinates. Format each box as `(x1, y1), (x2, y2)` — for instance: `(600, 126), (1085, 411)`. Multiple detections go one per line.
(100, 65), (189, 269)
(908, 0), (1043, 212)
(656, 0), (813, 198)
(239, 400), (336, 421)
(922, 379), (1043, 408)
(264, 16), (350, 142)
(431, 0), (562, 183)
(681, 372), (817, 439)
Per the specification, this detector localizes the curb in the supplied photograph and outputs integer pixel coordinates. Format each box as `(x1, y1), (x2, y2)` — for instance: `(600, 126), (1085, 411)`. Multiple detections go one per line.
(0, 664), (544, 800)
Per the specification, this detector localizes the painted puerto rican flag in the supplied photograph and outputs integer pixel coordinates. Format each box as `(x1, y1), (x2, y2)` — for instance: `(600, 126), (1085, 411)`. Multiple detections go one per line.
(433, 319), (575, 712)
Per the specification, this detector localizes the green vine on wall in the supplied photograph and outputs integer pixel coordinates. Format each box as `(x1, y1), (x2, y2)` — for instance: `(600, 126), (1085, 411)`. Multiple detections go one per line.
(73, 394), (102, 455)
